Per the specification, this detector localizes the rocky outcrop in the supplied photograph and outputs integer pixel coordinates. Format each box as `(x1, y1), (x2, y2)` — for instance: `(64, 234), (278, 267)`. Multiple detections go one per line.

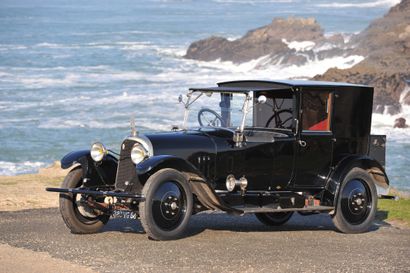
(185, 17), (351, 66)
(185, 0), (410, 109)
(314, 0), (410, 111)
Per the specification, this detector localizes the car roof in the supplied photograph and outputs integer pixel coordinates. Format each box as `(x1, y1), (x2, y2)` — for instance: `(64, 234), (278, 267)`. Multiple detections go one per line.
(188, 86), (288, 93)
(189, 80), (371, 94)
(218, 80), (370, 88)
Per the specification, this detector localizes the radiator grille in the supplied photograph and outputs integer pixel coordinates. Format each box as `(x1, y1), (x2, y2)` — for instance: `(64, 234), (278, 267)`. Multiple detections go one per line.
(115, 139), (138, 191)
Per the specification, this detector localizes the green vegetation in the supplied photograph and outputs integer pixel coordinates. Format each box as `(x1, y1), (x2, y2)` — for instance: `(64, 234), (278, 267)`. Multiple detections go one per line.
(377, 198), (410, 227)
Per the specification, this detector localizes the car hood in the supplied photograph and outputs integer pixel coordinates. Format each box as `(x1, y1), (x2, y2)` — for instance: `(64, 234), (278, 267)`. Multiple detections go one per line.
(145, 129), (226, 161)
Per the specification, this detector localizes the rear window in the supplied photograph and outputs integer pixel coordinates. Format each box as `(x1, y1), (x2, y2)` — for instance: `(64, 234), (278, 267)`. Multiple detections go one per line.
(302, 91), (332, 131)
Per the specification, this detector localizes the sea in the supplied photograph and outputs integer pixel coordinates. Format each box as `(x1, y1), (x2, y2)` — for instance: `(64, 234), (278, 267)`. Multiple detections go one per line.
(0, 0), (409, 192)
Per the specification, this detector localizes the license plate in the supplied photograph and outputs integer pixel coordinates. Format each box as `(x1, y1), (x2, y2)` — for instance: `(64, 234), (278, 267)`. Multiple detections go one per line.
(112, 210), (137, 219)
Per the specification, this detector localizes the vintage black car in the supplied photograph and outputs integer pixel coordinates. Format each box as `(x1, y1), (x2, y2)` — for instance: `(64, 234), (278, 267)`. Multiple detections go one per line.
(47, 80), (389, 240)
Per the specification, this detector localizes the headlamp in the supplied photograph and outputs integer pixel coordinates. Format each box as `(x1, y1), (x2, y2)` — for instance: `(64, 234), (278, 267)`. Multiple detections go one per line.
(90, 142), (107, 162)
(131, 143), (148, 164)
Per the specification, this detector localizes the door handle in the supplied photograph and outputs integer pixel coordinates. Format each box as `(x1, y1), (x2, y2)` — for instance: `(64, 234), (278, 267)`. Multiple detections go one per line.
(298, 140), (307, 147)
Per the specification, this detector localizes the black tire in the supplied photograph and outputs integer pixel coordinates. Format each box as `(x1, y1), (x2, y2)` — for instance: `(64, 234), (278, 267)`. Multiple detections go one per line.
(255, 212), (294, 226)
(139, 168), (193, 240)
(332, 167), (377, 233)
(59, 167), (110, 234)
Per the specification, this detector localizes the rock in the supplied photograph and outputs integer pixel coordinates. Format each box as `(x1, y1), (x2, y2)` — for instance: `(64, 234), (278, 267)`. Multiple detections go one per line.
(185, 36), (232, 62)
(374, 104), (385, 114)
(403, 89), (410, 104)
(394, 117), (409, 128)
(385, 104), (402, 115)
(315, 0), (410, 107)
(185, 17), (349, 65)
(184, 0), (410, 108)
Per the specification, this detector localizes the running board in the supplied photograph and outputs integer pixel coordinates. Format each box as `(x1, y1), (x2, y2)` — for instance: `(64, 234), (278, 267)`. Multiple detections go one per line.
(46, 187), (145, 200)
(240, 206), (334, 214)
(379, 194), (398, 200)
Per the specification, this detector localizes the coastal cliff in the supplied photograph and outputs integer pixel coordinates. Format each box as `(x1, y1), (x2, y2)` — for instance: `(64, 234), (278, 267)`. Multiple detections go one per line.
(314, 0), (410, 113)
(185, 0), (410, 112)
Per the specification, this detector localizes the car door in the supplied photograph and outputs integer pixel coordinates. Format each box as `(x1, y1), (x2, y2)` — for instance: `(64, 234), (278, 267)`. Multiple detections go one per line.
(242, 137), (294, 191)
(293, 90), (334, 188)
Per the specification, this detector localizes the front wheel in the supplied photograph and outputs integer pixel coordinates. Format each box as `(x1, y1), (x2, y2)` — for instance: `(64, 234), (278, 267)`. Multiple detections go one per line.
(59, 167), (110, 234)
(332, 168), (377, 233)
(139, 168), (193, 240)
(255, 212), (294, 226)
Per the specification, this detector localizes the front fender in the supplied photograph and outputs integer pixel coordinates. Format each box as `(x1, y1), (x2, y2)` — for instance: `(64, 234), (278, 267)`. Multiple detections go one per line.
(137, 155), (202, 178)
(61, 150), (90, 169)
(325, 155), (390, 206)
(60, 150), (118, 187)
(137, 155), (241, 214)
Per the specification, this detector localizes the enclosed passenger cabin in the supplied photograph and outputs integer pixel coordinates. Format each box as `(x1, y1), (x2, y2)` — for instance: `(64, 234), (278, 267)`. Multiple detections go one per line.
(217, 80), (374, 159)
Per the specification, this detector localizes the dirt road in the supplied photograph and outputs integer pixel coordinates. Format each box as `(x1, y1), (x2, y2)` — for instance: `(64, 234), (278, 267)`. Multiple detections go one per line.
(0, 208), (409, 273)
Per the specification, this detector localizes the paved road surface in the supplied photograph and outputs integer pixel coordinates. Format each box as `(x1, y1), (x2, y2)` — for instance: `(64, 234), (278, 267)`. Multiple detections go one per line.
(0, 208), (409, 273)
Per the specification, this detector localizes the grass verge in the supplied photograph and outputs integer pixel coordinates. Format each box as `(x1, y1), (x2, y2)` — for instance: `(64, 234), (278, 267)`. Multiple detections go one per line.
(377, 198), (410, 227)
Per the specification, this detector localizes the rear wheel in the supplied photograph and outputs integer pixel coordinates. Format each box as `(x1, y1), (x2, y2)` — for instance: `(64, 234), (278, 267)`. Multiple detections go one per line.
(332, 168), (377, 233)
(59, 168), (110, 234)
(139, 169), (193, 240)
(255, 212), (294, 226)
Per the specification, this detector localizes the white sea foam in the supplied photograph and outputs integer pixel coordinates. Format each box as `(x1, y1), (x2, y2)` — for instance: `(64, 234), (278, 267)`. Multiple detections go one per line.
(317, 0), (400, 8)
(176, 53), (364, 81)
(212, 0), (293, 3)
(19, 73), (82, 88)
(282, 39), (316, 52)
(372, 86), (410, 142)
(0, 161), (48, 176)
(0, 44), (28, 51)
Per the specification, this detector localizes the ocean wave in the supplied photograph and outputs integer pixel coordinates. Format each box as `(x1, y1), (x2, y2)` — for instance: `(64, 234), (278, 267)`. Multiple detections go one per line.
(38, 117), (176, 131)
(212, 0), (293, 3)
(0, 161), (48, 176)
(181, 54), (364, 80)
(0, 44), (28, 51)
(371, 87), (410, 142)
(316, 0), (400, 8)
(0, 50), (364, 89)
(282, 39), (316, 52)
(69, 30), (170, 37)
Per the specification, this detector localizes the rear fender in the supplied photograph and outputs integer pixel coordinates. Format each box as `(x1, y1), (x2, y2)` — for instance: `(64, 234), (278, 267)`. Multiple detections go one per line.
(325, 155), (390, 207)
(137, 155), (241, 214)
(60, 150), (117, 187)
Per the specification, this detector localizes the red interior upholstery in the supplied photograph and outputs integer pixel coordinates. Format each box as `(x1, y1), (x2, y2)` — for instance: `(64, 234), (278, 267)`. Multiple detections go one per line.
(308, 118), (329, 131)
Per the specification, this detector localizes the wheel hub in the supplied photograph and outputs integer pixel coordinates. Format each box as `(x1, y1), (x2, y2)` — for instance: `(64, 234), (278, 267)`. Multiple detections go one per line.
(341, 179), (372, 225)
(161, 195), (181, 218)
(349, 192), (367, 213)
(152, 181), (187, 230)
(170, 201), (178, 210)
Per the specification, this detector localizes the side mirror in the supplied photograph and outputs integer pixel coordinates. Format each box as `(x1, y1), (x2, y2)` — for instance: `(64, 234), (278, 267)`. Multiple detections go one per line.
(257, 95), (267, 104)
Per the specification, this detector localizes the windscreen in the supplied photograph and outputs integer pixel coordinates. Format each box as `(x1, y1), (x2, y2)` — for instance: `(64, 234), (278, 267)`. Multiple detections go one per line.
(184, 92), (253, 129)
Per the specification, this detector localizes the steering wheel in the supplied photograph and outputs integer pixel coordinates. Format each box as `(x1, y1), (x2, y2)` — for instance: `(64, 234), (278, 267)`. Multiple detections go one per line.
(265, 109), (293, 129)
(198, 108), (223, 127)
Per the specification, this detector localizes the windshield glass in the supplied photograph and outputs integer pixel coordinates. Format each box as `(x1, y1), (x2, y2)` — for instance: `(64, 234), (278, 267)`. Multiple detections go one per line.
(182, 92), (252, 129)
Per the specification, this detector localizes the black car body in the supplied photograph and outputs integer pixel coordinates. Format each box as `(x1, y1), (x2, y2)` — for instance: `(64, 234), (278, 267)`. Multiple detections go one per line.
(47, 80), (389, 240)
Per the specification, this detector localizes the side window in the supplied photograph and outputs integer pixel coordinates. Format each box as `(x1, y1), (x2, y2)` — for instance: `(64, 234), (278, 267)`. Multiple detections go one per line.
(302, 91), (332, 131)
(254, 91), (293, 129)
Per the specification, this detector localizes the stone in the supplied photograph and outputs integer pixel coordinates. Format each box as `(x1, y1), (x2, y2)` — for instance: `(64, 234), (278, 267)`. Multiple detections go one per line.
(394, 117), (409, 128)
